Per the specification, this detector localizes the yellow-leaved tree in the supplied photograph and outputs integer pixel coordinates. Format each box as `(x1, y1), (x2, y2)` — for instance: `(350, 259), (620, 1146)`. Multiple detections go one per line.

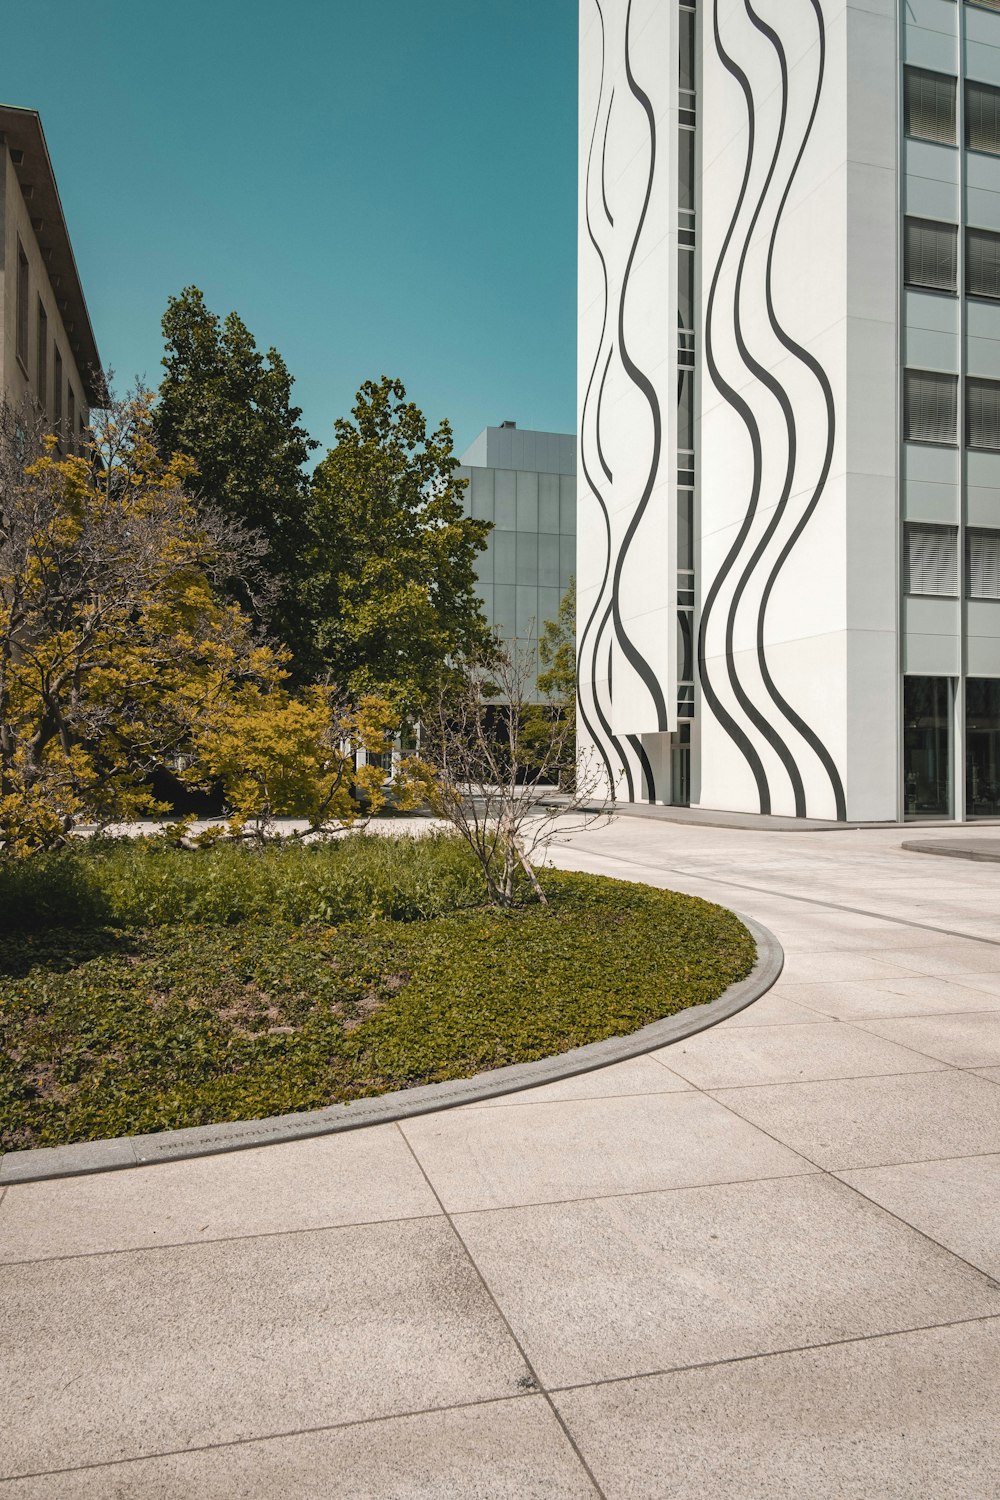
(0, 392), (410, 855)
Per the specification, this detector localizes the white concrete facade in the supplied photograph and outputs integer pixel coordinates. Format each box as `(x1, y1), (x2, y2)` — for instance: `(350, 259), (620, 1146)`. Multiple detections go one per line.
(578, 0), (1000, 823)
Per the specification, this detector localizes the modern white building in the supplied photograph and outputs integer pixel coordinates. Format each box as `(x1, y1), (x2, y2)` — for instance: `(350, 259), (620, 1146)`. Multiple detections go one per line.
(458, 422), (577, 697)
(578, 0), (1000, 821)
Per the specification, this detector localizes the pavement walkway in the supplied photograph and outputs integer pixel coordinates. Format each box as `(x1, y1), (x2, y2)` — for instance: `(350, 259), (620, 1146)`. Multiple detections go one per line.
(2, 818), (1000, 1497)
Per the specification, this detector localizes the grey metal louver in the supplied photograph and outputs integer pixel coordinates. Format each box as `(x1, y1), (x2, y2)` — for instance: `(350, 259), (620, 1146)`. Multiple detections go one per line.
(967, 79), (1000, 155)
(968, 529), (1000, 600)
(904, 369), (958, 445)
(905, 67), (957, 146)
(905, 524), (959, 598)
(967, 377), (1000, 451)
(967, 227), (1000, 300)
(904, 218), (958, 292)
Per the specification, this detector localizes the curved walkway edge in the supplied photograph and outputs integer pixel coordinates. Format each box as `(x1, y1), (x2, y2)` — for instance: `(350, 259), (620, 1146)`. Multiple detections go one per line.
(0, 911), (782, 1186)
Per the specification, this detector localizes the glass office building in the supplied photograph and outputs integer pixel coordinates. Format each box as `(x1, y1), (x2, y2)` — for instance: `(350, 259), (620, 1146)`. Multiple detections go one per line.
(457, 423), (576, 699)
(578, 0), (1000, 821)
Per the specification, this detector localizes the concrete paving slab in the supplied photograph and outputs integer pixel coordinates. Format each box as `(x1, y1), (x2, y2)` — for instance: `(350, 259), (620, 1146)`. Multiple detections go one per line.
(977, 1067), (1000, 1086)
(777, 952), (916, 984)
(0, 1126), (440, 1264)
(453, 1175), (1000, 1388)
(855, 1011), (1000, 1069)
(0, 1397), (597, 1499)
(459, 1054), (691, 1109)
(929, 970), (1000, 996)
(0, 1218), (529, 1479)
(890, 942), (1000, 976)
(400, 1090), (813, 1213)
(774, 976), (1000, 1020)
(713, 990), (828, 1026)
(553, 1318), (1000, 1499)
(714, 1069), (1000, 1169)
(838, 1154), (1000, 1278)
(656, 1020), (943, 1090)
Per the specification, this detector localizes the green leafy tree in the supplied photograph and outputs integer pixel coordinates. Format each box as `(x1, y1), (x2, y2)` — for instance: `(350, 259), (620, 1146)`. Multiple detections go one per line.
(154, 286), (317, 649)
(524, 578), (577, 788)
(303, 376), (492, 716)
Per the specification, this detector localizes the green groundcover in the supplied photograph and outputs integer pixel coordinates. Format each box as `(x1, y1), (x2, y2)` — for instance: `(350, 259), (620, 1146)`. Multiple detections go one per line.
(0, 849), (755, 1152)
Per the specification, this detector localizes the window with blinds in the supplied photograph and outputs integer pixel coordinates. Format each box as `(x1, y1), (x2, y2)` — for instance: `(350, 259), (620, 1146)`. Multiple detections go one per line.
(905, 524), (959, 597)
(967, 227), (1000, 300)
(904, 67), (957, 146)
(967, 80), (1000, 155)
(904, 369), (958, 445)
(967, 377), (1000, 450)
(904, 218), (958, 292)
(968, 529), (1000, 599)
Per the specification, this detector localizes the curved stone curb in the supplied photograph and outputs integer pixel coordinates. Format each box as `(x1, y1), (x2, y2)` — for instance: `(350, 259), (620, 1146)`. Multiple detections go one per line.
(0, 911), (782, 1185)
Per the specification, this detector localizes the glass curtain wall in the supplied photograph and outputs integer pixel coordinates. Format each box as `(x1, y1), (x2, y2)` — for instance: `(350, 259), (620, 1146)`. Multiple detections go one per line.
(903, 676), (954, 818)
(966, 677), (1000, 817)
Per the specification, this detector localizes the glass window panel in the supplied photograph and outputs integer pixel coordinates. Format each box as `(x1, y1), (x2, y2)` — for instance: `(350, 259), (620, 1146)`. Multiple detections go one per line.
(494, 529), (516, 583)
(903, 676), (953, 819)
(679, 11), (695, 93)
(678, 128), (695, 211)
(493, 584), (516, 636)
(538, 532), (561, 587)
(470, 466), (494, 521)
(494, 469), (517, 529)
(36, 299), (47, 411)
(678, 370), (694, 451)
(967, 528), (1000, 598)
(16, 241), (28, 368)
(516, 585), (538, 638)
(967, 678), (1000, 817)
(904, 523), (959, 596)
(538, 472), (560, 533)
(967, 376), (1000, 450)
(560, 535), (576, 582)
(967, 78), (1000, 155)
(967, 226), (1000, 300)
(903, 369), (958, 445)
(677, 489), (694, 570)
(559, 475), (577, 532)
(517, 531), (538, 586)
(904, 67), (957, 146)
(904, 218), (957, 292)
(516, 470), (539, 531)
(678, 248), (694, 330)
(537, 587), (561, 634)
(477, 532), (495, 584)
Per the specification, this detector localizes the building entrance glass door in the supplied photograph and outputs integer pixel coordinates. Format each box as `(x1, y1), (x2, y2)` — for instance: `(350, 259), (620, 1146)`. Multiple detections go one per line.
(966, 678), (1000, 818)
(903, 676), (954, 819)
(670, 725), (691, 807)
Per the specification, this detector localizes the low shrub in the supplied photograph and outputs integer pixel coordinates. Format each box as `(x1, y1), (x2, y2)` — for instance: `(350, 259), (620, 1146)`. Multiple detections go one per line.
(0, 831), (485, 931)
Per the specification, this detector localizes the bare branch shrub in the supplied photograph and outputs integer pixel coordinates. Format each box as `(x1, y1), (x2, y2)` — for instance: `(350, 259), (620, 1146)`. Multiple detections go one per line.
(414, 642), (612, 908)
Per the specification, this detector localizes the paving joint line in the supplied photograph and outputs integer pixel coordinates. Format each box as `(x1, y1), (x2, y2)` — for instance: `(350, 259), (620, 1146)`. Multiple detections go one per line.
(0, 1208), (450, 1271)
(545, 1310), (1000, 1400)
(394, 1121), (608, 1500)
(438, 1169), (823, 1221)
(0, 1390), (544, 1490)
(697, 1063), (952, 1092)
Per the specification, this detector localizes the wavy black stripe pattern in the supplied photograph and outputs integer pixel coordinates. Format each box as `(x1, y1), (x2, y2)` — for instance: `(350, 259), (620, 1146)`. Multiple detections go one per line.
(612, 0), (669, 736)
(576, 0), (638, 802)
(698, 0), (846, 820)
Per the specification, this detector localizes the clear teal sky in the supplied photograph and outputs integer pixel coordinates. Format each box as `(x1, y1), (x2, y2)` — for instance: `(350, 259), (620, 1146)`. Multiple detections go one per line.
(4, 0), (578, 458)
